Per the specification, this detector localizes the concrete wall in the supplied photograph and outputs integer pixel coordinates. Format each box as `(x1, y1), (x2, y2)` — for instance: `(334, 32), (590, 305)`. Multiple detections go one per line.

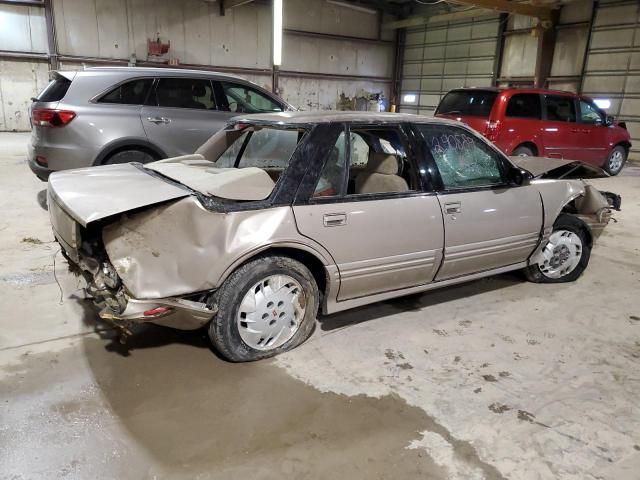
(0, 0), (393, 131)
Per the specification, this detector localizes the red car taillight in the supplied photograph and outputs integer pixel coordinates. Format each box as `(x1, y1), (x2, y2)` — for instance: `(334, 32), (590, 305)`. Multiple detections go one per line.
(32, 108), (76, 127)
(485, 120), (502, 142)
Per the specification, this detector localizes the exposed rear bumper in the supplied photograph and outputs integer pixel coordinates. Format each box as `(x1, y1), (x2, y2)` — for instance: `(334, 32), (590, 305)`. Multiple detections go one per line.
(99, 296), (217, 330)
(28, 156), (54, 181)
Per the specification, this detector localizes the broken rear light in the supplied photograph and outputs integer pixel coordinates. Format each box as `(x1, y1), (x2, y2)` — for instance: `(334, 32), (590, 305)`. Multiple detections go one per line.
(32, 108), (76, 127)
(143, 306), (173, 317)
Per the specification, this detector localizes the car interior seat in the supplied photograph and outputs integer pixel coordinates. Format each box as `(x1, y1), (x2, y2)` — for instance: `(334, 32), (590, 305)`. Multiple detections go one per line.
(355, 152), (410, 194)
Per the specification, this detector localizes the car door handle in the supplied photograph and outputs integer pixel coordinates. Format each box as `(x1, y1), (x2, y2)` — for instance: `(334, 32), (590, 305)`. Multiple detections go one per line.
(146, 116), (171, 124)
(444, 202), (461, 214)
(323, 213), (347, 227)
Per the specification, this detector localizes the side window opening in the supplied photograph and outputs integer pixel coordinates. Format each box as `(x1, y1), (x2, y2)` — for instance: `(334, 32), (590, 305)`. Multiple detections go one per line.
(579, 100), (605, 125)
(545, 95), (576, 122)
(506, 94), (542, 119)
(314, 132), (347, 198)
(220, 82), (283, 113)
(420, 125), (505, 189)
(313, 126), (418, 199)
(153, 78), (216, 110)
(99, 78), (153, 105)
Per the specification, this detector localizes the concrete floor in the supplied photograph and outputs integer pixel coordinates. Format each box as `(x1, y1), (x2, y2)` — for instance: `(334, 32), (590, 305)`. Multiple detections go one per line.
(1, 131), (639, 480)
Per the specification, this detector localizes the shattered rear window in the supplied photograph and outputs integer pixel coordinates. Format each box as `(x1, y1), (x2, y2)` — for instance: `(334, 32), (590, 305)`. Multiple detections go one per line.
(216, 126), (305, 169)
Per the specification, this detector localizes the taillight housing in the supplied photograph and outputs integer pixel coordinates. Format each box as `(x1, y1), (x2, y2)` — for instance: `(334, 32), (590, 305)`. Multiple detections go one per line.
(485, 120), (502, 142)
(32, 108), (76, 127)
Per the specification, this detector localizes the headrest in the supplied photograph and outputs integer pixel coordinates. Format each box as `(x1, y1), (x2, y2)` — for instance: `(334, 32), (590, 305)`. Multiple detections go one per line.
(192, 84), (206, 97)
(366, 152), (400, 175)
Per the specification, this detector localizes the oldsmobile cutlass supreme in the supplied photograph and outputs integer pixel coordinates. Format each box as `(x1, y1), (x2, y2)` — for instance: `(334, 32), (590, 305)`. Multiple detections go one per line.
(47, 112), (620, 361)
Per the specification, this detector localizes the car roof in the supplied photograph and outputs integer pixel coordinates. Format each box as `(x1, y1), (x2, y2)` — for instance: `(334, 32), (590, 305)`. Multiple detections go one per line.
(231, 110), (461, 126)
(74, 66), (249, 81)
(448, 87), (577, 96)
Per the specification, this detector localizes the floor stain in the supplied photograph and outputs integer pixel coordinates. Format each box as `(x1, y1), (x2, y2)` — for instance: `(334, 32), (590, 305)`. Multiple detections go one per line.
(1, 327), (457, 479)
(489, 403), (511, 414)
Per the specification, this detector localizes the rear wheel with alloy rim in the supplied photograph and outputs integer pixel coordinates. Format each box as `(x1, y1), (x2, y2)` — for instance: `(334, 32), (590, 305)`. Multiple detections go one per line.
(208, 256), (318, 362)
(524, 214), (591, 283)
(512, 145), (534, 157)
(604, 145), (627, 176)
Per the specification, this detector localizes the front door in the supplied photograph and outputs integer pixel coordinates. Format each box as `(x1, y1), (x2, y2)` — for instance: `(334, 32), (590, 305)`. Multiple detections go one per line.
(293, 125), (444, 301)
(577, 98), (609, 165)
(417, 124), (542, 280)
(141, 77), (230, 157)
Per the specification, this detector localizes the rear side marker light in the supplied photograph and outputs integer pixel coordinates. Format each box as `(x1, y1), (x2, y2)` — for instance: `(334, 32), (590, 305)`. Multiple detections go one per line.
(32, 108), (76, 127)
(143, 306), (173, 317)
(35, 155), (48, 167)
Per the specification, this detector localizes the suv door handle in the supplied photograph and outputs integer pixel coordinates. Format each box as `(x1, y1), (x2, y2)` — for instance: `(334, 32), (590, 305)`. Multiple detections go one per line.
(323, 213), (347, 227)
(147, 116), (171, 124)
(444, 202), (461, 214)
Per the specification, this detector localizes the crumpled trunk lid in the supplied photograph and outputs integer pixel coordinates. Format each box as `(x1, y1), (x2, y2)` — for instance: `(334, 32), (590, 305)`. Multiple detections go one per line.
(47, 163), (190, 227)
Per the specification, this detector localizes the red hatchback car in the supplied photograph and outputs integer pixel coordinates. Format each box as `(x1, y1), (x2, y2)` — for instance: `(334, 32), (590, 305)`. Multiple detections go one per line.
(435, 88), (631, 175)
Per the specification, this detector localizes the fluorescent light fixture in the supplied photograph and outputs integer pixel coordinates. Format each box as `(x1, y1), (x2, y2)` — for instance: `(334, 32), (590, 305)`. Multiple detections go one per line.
(273, 0), (282, 66)
(327, 0), (377, 14)
(403, 94), (417, 103)
(594, 98), (611, 110)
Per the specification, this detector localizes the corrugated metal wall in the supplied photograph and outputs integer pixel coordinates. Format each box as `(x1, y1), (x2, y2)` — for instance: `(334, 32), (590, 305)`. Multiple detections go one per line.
(399, 14), (501, 115)
(582, 0), (640, 160)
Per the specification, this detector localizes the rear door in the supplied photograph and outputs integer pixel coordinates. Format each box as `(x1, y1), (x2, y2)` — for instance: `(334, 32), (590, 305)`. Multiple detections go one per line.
(141, 77), (227, 157)
(418, 124), (542, 280)
(576, 98), (609, 165)
(293, 124), (444, 301)
(542, 94), (582, 160)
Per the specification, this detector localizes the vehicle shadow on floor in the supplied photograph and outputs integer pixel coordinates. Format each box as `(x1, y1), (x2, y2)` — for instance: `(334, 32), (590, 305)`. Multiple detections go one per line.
(36, 189), (48, 211)
(318, 272), (523, 332)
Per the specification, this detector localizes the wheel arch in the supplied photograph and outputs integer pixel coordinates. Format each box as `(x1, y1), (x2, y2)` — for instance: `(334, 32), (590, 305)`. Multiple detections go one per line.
(217, 243), (333, 304)
(93, 138), (167, 166)
(512, 141), (540, 156)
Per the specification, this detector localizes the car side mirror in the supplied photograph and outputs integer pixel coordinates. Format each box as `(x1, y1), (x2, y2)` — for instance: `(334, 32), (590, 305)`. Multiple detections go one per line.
(605, 115), (615, 126)
(508, 167), (531, 186)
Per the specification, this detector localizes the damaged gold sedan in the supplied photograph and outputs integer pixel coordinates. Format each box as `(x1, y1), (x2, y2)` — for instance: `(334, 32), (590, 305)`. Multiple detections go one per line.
(47, 112), (621, 361)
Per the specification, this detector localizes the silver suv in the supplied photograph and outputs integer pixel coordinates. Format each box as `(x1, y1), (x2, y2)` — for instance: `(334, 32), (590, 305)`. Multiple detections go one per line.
(28, 67), (289, 180)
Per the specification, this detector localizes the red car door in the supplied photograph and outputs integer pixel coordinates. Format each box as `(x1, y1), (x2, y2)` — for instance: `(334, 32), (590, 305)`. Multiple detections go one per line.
(576, 98), (609, 165)
(542, 94), (583, 160)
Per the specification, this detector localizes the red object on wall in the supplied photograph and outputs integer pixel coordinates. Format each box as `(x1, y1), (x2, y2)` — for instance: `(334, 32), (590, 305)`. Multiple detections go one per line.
(148, 36), (170, 56)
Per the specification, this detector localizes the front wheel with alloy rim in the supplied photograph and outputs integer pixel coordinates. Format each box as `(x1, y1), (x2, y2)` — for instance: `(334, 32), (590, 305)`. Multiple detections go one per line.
(208, 256), (319, 362)
(604, 145), (627, 176)
(524, 214), (591, 283)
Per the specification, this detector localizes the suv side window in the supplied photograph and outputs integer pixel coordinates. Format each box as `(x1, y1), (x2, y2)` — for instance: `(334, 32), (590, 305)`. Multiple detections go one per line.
(579, 100), (605, 125)
(506, 94), (541, 119)
(219, 82), (283, 113)
(420, 125), (505, 190)
(99, 78), (153, 105)
(153, 78), (216, 110)
(545, 95), (576, 122)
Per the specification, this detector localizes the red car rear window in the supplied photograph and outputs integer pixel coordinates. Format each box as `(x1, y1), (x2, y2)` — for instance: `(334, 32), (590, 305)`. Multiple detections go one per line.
(436, 90), (497, 117)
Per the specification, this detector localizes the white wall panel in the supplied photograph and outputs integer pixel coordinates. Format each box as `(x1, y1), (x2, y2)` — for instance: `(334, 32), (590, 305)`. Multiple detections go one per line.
(0, 60), (49, 131)
(0, 5), (47, 53)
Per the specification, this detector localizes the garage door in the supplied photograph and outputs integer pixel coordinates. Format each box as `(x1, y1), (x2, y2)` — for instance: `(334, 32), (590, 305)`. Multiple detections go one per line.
(582, 0), (640, 160)
(399, 15), (501, 115)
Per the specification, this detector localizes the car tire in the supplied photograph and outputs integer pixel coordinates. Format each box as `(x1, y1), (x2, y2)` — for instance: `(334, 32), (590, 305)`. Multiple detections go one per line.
(103, 149), (157, 165)
(524, 214), (591, 283)
(512, 145), (534, 157)
(208, 255), (319, 362)
(604, 145), (627, 176)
